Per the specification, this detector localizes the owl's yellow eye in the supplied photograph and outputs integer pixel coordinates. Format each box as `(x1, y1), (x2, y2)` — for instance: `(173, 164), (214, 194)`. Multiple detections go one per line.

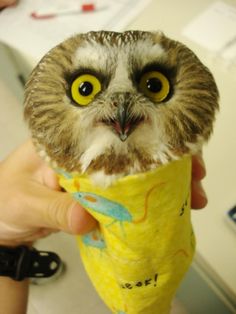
(71, 74), (101, 106)
(139, 71), (170, 102)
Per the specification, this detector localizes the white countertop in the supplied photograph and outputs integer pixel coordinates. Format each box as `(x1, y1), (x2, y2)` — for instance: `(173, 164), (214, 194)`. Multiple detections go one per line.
(1, 0), (236, 304)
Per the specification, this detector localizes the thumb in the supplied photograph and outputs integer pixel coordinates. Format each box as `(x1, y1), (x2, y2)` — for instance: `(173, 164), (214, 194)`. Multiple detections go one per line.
(30, 187), (97, 234)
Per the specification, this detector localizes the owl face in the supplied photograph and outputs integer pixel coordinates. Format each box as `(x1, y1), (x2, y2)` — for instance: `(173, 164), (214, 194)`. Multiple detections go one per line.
(24, 31), (219, 184)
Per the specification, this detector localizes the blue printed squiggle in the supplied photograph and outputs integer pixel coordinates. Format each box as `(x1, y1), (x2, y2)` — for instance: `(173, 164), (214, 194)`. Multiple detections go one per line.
(73, 192), (132, 222)
(82, 231), (106, 249)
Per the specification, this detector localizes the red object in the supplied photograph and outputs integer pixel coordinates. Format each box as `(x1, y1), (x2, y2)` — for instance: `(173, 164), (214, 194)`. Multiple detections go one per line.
(31, 12), (56, 19)
(30, 3), (97, 20)
(81, 3), (95, 12)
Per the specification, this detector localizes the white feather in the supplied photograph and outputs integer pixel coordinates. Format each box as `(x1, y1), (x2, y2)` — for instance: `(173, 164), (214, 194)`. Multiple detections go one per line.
(132, 39), (165, 67)
(79, 125), (127, 173)
(90, 170), (124, 188)
(73, 42), (109, 69)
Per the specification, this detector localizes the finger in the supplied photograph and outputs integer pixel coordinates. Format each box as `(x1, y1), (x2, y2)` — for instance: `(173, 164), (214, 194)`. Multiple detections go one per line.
(192, 154), (206, 181)
(0, 0), (17, 8)
(0, 225), (55, 244)
(3, 140), (44, 175)
(18, 228), (56, 243)
(1, 140), (97, 235)
(22, 184), (97, 234)
(191, 180), (208, 209)
(40, 164), (61, 190)
(18, 141), (61, 190)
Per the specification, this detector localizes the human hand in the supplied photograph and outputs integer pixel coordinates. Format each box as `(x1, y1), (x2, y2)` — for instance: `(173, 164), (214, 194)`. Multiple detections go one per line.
(0, 140), (97, 246)
(0, 0), (17, 9)
(191, 154), (207, 209)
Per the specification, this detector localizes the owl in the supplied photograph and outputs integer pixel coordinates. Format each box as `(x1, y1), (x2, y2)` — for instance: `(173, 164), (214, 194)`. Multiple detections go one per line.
(24, 30), (219, 187)
(24, 31), (219, 314)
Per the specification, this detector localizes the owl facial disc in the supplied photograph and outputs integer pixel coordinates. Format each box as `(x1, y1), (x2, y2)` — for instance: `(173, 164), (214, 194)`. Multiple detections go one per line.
(23, 31), (219, 178)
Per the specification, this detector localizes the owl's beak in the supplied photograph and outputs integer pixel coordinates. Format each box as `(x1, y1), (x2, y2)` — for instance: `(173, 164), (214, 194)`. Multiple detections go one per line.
(102, 103), (143, 141)
(115, 104), (143, 141)
(116, 104), (129, 141)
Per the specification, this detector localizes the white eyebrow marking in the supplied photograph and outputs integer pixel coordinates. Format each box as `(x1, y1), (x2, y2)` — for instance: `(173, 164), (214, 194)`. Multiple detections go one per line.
(72, 41), (110, 69)
(132, 39), (166, 68)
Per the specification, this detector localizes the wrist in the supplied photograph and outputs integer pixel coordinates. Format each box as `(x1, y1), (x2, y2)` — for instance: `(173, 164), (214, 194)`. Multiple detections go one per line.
(0, 276), (29, 314)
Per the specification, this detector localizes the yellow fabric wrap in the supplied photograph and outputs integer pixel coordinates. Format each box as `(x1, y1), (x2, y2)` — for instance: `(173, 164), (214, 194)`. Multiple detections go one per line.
(57, 155), (195, 314)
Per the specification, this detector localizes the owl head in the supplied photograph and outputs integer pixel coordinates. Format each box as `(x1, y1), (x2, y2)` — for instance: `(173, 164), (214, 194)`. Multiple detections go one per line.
(24, 31), (219, 185)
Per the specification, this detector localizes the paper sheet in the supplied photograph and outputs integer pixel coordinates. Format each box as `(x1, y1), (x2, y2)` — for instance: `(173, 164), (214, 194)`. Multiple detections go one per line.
(0, 0), (151, 62)
(182, 1), (236, 63)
